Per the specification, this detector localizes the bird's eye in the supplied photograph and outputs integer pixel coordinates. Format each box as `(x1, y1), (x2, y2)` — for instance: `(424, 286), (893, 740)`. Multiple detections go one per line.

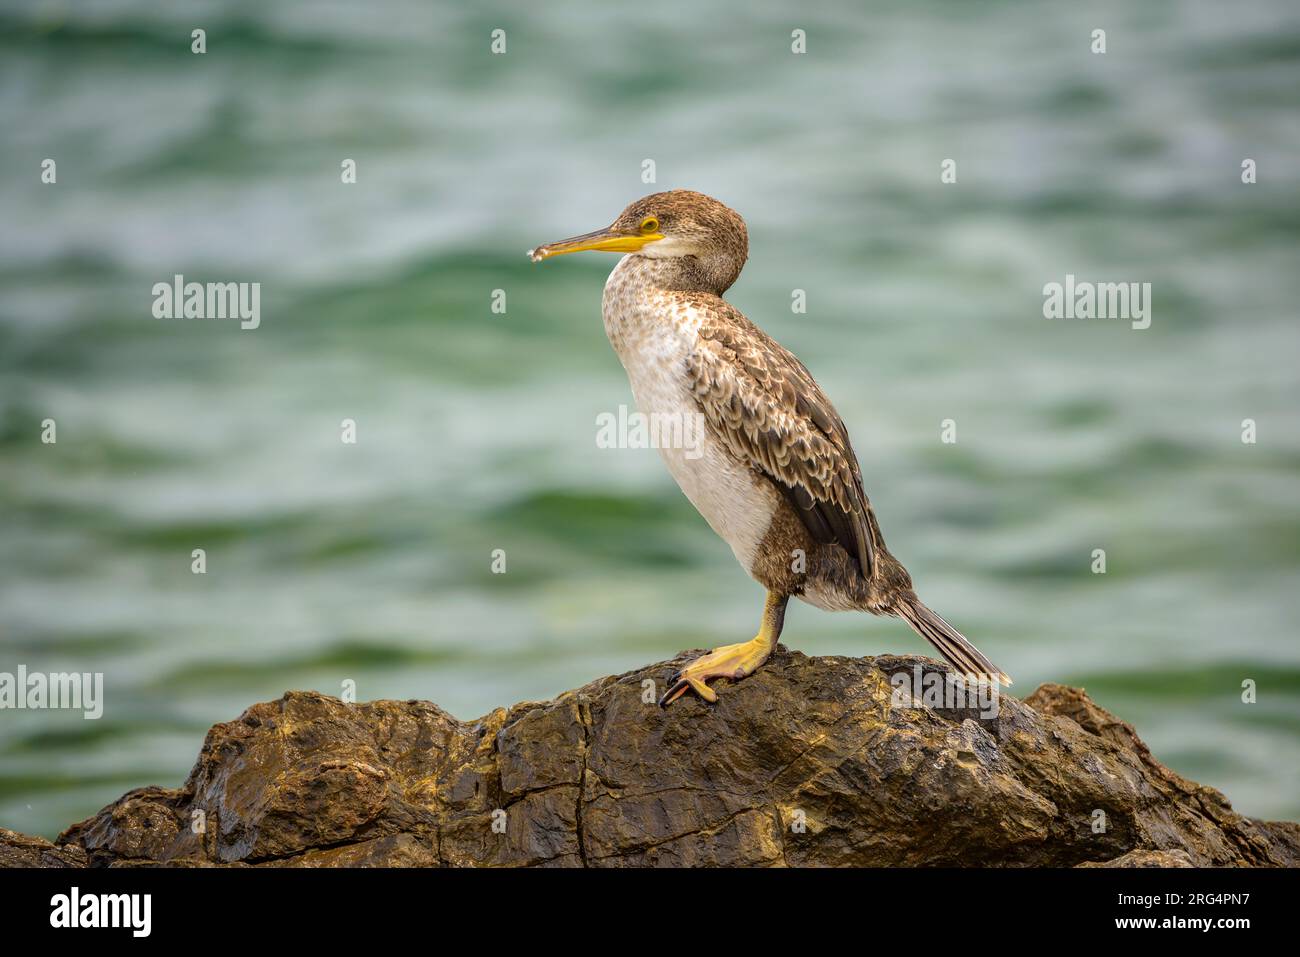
(640, 217), (659, 234)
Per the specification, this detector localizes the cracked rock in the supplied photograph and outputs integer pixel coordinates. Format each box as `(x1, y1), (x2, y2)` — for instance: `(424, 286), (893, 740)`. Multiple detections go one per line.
(5, 650), (1297, 867)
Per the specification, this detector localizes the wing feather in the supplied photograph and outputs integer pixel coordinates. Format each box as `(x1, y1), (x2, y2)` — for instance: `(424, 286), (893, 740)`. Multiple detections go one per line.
(685, 303), (877, 578)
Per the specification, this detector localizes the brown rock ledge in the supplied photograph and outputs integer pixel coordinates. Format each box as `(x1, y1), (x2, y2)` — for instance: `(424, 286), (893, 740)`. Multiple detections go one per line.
(4, 650), (1297, 867)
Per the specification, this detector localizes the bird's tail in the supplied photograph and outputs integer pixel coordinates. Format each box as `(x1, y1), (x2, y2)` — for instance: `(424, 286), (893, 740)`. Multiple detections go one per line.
(895, 594), (1012, 686)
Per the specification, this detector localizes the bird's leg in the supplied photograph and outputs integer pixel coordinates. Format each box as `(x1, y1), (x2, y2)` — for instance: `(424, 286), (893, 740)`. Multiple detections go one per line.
(659, 591), (788, 707)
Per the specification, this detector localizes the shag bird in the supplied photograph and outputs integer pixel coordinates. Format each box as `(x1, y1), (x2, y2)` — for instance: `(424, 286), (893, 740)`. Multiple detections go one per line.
(529, 190), (1010, 706)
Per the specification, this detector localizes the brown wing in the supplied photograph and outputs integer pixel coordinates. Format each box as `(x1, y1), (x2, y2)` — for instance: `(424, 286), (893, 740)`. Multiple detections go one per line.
(686, 301), (877, 578)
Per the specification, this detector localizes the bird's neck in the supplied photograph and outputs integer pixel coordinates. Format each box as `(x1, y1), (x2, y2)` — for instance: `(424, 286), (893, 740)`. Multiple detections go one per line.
(608, 252), (742, 298)
(601, 254), (745, 356)
(602, 256), (702, 356)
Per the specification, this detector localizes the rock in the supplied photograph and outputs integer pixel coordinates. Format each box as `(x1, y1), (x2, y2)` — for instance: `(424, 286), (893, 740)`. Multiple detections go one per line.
(3, 649), (1297, 867)
(0, 828), (88, 868)
(1077, 849), (1195, 868)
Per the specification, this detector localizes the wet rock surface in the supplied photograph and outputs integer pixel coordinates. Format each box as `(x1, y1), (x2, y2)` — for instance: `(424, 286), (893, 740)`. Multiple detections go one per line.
(5, 650), (1298, 867)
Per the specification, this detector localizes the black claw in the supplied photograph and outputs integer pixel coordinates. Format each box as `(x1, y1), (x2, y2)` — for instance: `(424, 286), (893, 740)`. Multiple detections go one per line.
(658, 679), (687, 708)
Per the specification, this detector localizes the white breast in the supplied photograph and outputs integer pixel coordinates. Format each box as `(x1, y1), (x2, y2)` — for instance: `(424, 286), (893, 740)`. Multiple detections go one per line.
(602, 257), (780, 575)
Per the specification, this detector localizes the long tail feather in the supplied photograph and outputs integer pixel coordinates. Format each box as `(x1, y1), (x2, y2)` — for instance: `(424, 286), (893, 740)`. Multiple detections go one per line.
(895, 595), (1012, 686)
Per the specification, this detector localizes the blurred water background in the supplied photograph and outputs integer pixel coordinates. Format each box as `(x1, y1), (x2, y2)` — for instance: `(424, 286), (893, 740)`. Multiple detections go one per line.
(1, 0), (1298, 838)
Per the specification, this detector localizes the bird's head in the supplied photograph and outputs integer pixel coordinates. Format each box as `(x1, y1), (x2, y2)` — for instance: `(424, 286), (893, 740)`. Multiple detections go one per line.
(528, 190), (749, 293)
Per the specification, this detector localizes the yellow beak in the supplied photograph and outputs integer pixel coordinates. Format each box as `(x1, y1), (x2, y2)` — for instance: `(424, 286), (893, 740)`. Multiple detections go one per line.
(528, 227), (664, 262)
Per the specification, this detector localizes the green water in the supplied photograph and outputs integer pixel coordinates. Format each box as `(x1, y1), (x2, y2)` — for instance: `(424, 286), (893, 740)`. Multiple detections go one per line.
(2, 0), (1298, 839)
